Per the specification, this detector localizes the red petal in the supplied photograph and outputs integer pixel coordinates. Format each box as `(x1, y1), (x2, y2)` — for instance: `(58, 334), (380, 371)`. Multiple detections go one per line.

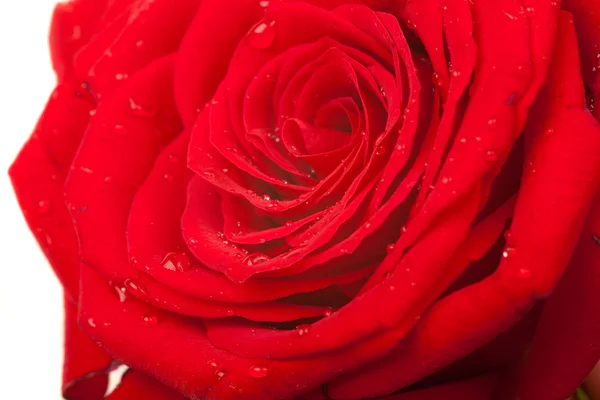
(106, 369), (185, 400)
(9, 84), (93, 299)
(63, 296), (113, 400)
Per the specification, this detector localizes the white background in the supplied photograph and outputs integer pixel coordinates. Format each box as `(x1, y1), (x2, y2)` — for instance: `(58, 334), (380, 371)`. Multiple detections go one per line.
(0, 1), (64, 398)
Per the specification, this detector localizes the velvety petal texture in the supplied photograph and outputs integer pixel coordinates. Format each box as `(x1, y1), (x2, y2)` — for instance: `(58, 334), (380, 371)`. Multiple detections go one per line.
(9, 0), (600, 399)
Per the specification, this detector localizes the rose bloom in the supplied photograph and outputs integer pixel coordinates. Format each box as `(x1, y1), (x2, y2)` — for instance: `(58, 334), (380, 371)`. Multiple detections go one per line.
(9, 0), (600, 399)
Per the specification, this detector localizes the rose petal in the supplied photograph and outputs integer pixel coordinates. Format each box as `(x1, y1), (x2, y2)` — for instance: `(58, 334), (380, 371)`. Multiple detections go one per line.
(63, 296), (113, 400)
(105, 369), (185, 400)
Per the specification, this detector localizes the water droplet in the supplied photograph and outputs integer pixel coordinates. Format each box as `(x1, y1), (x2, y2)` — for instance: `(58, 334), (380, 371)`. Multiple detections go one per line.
(216, 370), (226, 379)
(389, 285), (396, 291)
(124, 278), (149, 298)
(248, 365), (268, 379)
(115, 73), (128, 81)
(263, 194), (271, 201)
(432, 72), (441, 86)
(188, 238), (199, 246)
(452, 70), (461, 77)
(168, 154), (179, 163)
(142, 315), (158, 327)
(324, 308), (334, 317)
(285, 221), (293, 227)
(502, 247), (517, 258)
(380, 86), (386, 98)
(296, 324), (310, 336)
(161, 252), (191, 272)
(112, 284), (127, 302)
(208, 360), (218, 368)
(249, 20), (276, 49)
(544, 127), (555, 136)
(259, 0), (269, 7)
(203, 171), (215, 178)
(129, 98), (157, 117)
(242, 253), (270, 266)
(517, 268), (532, 279)
(87, 318), (97, 328)
(386, 243), (395, 253)
(38, 200), (51, 215)
(488, 118), (497, 126)
(524, 6), (536, 17)
(485, 150), (498, 162)
(163, 174), (174, 183)
(114, 124), (127, 135)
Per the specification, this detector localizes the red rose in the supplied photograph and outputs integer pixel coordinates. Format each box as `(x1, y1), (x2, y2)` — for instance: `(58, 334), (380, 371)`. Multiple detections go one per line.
(10, 0), (600, 399)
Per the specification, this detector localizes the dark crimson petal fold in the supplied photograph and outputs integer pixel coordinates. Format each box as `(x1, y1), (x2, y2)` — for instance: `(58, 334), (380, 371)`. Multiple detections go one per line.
(63, 296), (113, 400)
(380, 373), (501, 400)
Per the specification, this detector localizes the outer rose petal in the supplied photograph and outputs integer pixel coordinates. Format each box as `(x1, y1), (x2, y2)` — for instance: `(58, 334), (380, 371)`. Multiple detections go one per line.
(50, 0), (111, 81)
(73, 0), (201, 101)
(65, 55), (181, 283)
(9, 84), (94, 299)
(63, 296), (113, 400)
(106, 370), (185, 400)
(510, 194), (600, 398)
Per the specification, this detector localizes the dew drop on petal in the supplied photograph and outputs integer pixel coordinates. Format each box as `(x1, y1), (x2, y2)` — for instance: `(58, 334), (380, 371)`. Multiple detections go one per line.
(259, 0), (269, 7)
(142, 315), (158, 327)
(386, 243), (395, 253)
(248, 365), (269, 379)
(129, 97), (157, 117)
(296, 324), (311, 336)
(249, 20), (276, 49)
(124, 278), (149, 299)
(112, 285), (127, 302)
(517, 268), (532, 280)
(113, 124), (127, 135)
(161, 252), (191, 272)
(87, 318), (97, 328)
(485, 150), (498, 162)
(38, 200), (51, 216)
(242, 253), (270, 267)
(168, 154), (179, 163)
(163, 174), (174, 183)
(502, 247), (517, 258)
(544, 127), (555, 136)
(216, 370), (226, 380)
